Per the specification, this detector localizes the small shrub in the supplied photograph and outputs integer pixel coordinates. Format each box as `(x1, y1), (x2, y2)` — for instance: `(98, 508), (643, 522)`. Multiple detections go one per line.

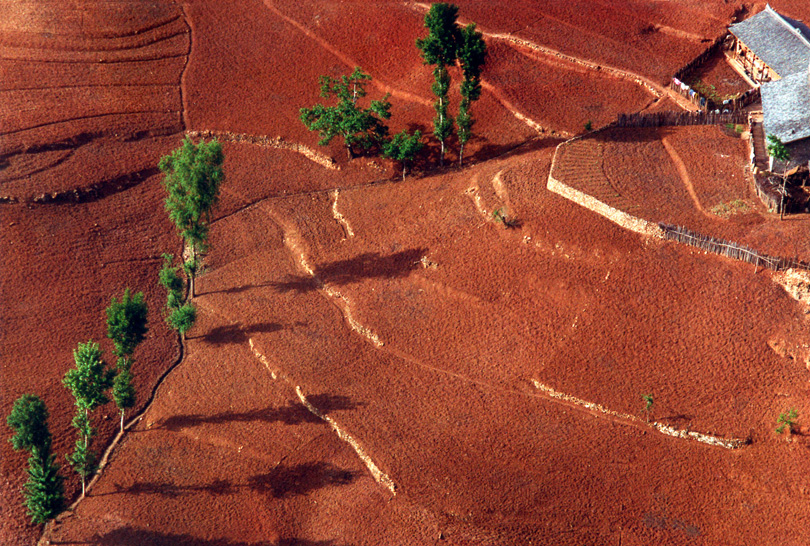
(776, 408), (798, 435)
(642, 393), (654, 422)
(584, 120), (592, 131)
(492, 207), (518, 228)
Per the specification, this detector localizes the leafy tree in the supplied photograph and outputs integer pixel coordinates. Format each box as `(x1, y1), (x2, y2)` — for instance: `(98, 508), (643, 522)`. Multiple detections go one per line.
(382, 130), (424, 180)
(766, 134), (791, 219)
(63, 341), (114, 496)
(7, 395), (65, 524)
(159, 136), (225, 298)
(7, 394), (51, 453)
(168, 304), (197, 339)
(23, 450), (65, 524)
(417, 2), (461, 166)
(106, 289), (148, 359)
(300, 67), (392, 160)
(106, 289), (148, 432)
(159, 253), (185, 309)
(457, 22), (487, 166)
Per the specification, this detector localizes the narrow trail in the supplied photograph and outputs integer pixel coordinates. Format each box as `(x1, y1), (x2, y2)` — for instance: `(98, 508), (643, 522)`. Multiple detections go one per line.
(661, 136), (711, 218)
(479, 80), (568, 136)
(260, 0), (431, 108)
(186, 129), (338, 170)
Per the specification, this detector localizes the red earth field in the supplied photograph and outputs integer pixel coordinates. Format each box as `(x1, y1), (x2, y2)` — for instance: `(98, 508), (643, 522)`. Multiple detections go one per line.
(4, 1), (810, 545)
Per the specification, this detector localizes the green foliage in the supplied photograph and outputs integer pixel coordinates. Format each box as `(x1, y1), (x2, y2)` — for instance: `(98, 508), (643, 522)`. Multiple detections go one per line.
(8, 396), (66, 523)
(584, 120), (593, 131)
(642, 393), (654, 421)
(776, 408), (798, 434)
(67, 434), (97, 485)
(767, 134), (790, 163)
(492, 207), (517, 228)
(382, 130), (424, 179)
(417, 3), (461, 165)
(300, 67), (392, 160)
(113, 358), (136, 432)
(457, 22), (486, 102)
(159, 136), (225, 254)
(106, 289), (148, 359)
(168, 303), (197, 336)
(158, 254), (184, 293)
(7, 394), (51, 454)
(24, 451), (65, 524)
(416, 3), (461, 67)
(63, 342), (115, 412)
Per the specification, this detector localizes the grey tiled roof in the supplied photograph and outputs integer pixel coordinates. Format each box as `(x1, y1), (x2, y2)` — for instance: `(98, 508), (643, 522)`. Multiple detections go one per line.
(729, 5), (810, 77)
(761, 71), (810, 143)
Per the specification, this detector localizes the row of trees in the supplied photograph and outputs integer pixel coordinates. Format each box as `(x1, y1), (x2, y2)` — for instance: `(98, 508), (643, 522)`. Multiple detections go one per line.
(7, 289), (148, 522)
(300, 2), (487, 176)
(6, 135), (225, 525)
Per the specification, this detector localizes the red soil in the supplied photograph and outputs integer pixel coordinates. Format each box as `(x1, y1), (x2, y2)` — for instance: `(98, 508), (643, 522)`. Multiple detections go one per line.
(557, 125), (810, 259)
(685, 53), (751, 99)
(6, 1), (810, 545)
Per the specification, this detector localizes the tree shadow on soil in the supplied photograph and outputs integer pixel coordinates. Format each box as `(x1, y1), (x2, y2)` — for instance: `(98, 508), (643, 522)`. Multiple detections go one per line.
(198, 322), (282, 345)
(156, 395), (362, 431)
(247, 462), (361, 499)
(98, 461), (359, 503)
(82, 527), (349, 546)
(272, 248), (427, 293)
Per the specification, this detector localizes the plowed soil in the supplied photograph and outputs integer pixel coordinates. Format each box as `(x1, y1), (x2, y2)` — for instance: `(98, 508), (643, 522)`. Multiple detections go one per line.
(6, 1), (810, 545)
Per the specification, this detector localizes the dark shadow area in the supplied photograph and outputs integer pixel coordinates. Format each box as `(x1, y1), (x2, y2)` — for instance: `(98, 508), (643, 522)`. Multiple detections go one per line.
(101, 478), (237, 498)
(247, 462), (360, 499)
(305, 393), (362, 414)
(272, 248), (426, 293)
(156, 401), (325, 431)
(82, 527), (347, 546)
(199, 322), (282, 345)
(203, 282), (278, 296)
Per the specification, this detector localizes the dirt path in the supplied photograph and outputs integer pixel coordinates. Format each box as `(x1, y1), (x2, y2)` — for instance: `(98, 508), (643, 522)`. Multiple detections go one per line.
(261, 0), (432, 108)
(661, 136), (712, 218)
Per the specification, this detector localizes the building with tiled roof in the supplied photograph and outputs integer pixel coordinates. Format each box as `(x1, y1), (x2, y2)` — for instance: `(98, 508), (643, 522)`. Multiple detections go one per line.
(729, 5), (810, 170)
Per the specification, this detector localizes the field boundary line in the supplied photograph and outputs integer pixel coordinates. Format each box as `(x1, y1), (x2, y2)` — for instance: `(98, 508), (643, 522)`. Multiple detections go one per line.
(532, 381), (747, 449)
(186, 129), (339, 170)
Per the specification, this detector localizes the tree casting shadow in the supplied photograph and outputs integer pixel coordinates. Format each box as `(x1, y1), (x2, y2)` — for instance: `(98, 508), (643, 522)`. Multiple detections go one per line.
(83, 527), (349, 546)
(198, 322), (282, 345)
(272, 247), (427, 293)
(156, 394), (362, 431)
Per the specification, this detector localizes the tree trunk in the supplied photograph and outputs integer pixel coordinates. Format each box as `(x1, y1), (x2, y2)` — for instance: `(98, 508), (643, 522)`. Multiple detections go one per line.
(120, 409), (125, 434)
(189, 243), (196, 299)
(346, 144), (353, 160)
(402, 164), (406, 181)
(780, 175), (786, 220)
(459, 143), (464, 167)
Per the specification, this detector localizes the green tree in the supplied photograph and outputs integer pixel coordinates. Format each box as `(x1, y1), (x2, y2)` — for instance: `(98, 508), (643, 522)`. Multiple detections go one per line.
(7, 395), (65, 524)
(63, 341), (114, 496)
(776, 408), (798, 434)
(159, 136), (225, 298)
(159, 253), (196, 338)
(106, 289), (148, 359)
(417, 2), (461, 166)
(106, 289), (148, 432)
(766, 134), (791, 220)
(300, 67), (392, 160)
(457, 22), (487, 166)
(382, 130), (424, 180)
(168, 304), (197, 339)
(7, 394), (51, 453)
(23, 450), (65, 524)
